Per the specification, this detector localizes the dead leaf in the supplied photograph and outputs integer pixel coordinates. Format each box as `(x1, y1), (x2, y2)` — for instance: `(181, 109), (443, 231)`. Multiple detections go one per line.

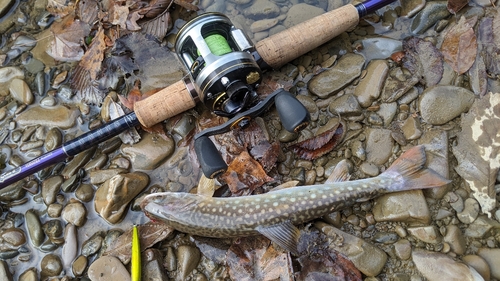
(226, 236), (293, 281)
(477, 16), (500, 75)
(402, 37), (444, 86)
(469, 52), (488, 96)
(441, 16), (478, 75)
(104, 222), (174, 264)
(76, 0), (99, 24)
(47, 0), (76, 17)
(47, 14), (90, 62)
(447, 0), (469, 14)
(221, 150), (273, 195)
(452, 92), (500, 217)
(289, 118), (346, 160)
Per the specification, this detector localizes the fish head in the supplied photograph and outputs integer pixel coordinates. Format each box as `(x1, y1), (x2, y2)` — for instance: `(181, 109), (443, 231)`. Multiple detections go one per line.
(140, 192), (198, 223)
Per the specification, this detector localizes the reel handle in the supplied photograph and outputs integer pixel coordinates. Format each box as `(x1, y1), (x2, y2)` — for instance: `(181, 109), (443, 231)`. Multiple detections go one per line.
(134, 80), (196, 128)
(275, 91), (309, 133)
(195, 136), (228, 179)
(255, 4), (359, 69)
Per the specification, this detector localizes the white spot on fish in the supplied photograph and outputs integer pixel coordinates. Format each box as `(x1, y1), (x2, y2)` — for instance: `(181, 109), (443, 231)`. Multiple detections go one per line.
(244, 214), (250, 219)
(347, 186), (353, 191)
(362, 184), (368, 188)
(334, 190), (340, 194)
(322, 195), (327, 199)
(273, 202), (279, 207)
(290, 198), (296, 202)
(256, 205), (260, 209)
(311, 193), (317, 199)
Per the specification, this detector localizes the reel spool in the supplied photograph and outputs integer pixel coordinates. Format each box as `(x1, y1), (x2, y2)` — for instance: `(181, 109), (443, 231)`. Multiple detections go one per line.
(175, 13), (262, 117)
(175, 13), (310, 178)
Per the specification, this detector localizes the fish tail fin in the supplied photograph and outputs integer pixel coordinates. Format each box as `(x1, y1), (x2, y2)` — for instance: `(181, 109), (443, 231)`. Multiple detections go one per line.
(382, 145), (450, 192)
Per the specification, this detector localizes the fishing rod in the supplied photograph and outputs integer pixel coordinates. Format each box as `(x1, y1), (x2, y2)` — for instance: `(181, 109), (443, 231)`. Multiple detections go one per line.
(0, 0), (396, 189)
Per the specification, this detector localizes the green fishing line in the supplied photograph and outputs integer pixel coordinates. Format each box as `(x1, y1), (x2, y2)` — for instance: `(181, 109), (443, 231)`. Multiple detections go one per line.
(198, 34), (232, 56)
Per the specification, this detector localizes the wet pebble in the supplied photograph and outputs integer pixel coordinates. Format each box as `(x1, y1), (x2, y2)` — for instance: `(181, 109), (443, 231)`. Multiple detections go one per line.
(41, 175), (63, 205)
(94, 172), (149, 224)
(16, 104), (80, 129)
(75, 183), (95, 202)
(401, 116), (422, 140)
(89, 168), (128, 185)
(19, 267), (37, 281)
(82, 231), (104, 257)
(411, 1), (450, 34)
(372, 232), (398, 244)
(250, 18), (278, 33)
(121, 133), (175, 170)
(418, 85), (475, 125)
(40, 254), (63, 279)
(44, 127), (62, 151)
(464, 215), (500, 238)
(143, 248), (169, 280)
(244, 0), (280, 20)
(328, 94), (362, 117)
(283, 3), (324, 28)
(400, 0), (426, 17)
(25, 209), (44, 247)
(62, 200), (87, 227)
(309, 54), (365, 98)
(1, 228), (26, 247)
(360, 162), (379, 177)
(354, 37), (402, 62)
(373, 190), (430, 225)
(72, 255), (88, 276)
(354, 60), (389, 107)
(88, 256), (131, 281)
(177, 245), (201, 280)
(0, 260), (13, 281)
(62, 224), (78, 269)
(413, 249), (483, 281)
(9, 78), (33, 105)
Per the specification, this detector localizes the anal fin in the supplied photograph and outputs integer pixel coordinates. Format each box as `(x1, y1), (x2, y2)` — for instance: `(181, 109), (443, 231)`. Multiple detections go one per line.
(256, 221), (301, 255)
(325, 159), (351, 183)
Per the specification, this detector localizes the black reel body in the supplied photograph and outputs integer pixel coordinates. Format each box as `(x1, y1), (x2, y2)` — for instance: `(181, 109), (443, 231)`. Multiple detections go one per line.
(175, 14), (310, 178)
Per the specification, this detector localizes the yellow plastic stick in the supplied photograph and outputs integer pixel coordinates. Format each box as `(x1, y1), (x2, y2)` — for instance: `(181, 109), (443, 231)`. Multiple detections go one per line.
(131, 225), (141, 281)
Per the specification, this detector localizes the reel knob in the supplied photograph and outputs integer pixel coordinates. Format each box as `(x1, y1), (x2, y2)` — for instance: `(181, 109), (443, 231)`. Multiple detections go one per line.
(195, 135), (228, 179)
(275, 91), (310, 133)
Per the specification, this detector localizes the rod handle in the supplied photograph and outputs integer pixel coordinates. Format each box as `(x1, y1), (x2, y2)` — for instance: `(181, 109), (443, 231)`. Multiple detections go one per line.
(134, 80), (196, 128)
(255, 4), (359, 69)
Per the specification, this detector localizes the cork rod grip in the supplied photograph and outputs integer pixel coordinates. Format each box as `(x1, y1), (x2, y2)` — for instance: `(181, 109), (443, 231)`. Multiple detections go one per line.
(134, 80), (196, 128)
(255, 4), (359, 69)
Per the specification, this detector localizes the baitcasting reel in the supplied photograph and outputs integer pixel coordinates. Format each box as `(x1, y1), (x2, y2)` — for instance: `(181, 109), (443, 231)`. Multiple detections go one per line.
(175, 13), (310, 178)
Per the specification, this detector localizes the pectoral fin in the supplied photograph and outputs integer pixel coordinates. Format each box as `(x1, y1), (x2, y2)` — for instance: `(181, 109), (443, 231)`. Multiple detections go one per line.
(256, 221), (300, 255)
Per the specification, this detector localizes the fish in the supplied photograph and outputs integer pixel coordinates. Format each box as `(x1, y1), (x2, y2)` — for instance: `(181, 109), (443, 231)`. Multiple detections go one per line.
(141, 145), (449, 254)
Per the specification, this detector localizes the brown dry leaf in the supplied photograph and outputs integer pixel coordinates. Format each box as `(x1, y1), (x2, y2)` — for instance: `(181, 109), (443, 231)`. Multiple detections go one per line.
(76, 0), (99, 24)
(402, 37), (443, 86)
(226, 236), (293, 281)
(441, 16), (478, 75)
(221, 150), (273, 195)
(104, 222), (174, 264)
(47, 14), (90, 62)
(447, 0), (469, 14)
(289, 118), (346, 160)
(452, 92), (500, 217)
(47, 0), (76, 17)
(174, 0), (200, 11)
(477, 16), (500, 75)
(80, 27), (107, 80)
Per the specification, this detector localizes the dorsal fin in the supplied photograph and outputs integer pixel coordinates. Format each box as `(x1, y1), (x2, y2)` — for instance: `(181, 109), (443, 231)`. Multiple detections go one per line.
(325, 160), (351, 183)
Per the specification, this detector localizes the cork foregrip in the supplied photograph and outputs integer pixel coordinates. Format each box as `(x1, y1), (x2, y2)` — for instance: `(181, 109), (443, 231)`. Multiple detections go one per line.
(255, 4), (359, 69)
(134, 80), (196, 127)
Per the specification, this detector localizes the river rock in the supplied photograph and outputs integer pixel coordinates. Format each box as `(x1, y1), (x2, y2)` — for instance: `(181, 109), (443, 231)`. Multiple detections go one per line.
(309, 53), (365, 98)
(354, 37), (402, 63)
(401, 0), (426, 17)
(457, 198), (480, 224)
(444, 225), (466, 255)
(25, 209), (44, 247)
(315, 222), (387, 276)
(418, 130), (451, 199)
(243, 0), (280, 20)
(412, 249), (483, 281)
(19, 268), (37, 281)
(283, 3), (324, 28)
(40, 254), (62, 280)
(418, 85), (475, 125)
(62, 224), (78, 269)
(9, 78), (33, 104)
(411, 1), (450, 34)
(465, 215), (500, 238)
(373, 189), (431, 225)
(365, 128), (393, 165)
(478, 248), (500, 279)
(354, 60), (389, 107)
(393, 239), (411, 260)
(177, 245), (202, 280)
(121, 133), (174, 170)
(1, 228), (26, 247)
(0, 67), (24, 83)
(463, 255), (491, 281)
(16, 104), (80, 129)
(94, 172), (149, 224)
(62, 200), (87, 227)
(250, 18), (279, 33)
(88, 256), (131, 281)
(407, 225), (442, 244)
(41, 176), (63, 205)
(0, 260), (13, 281)
(328, 94), (362, 116)
(401, 115), (422, 140)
